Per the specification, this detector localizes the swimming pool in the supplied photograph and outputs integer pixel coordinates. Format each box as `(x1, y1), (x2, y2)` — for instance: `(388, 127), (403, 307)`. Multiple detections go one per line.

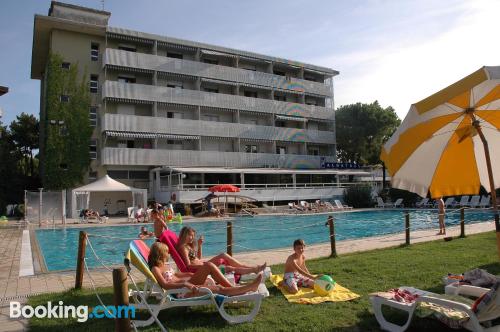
(35, 209), (494, 271)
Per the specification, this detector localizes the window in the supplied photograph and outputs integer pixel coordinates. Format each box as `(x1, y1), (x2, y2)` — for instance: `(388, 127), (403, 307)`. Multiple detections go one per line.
(167, 140), (175, 145)
(117, 76), (136, 84)
(273, 70), (286, 76)
(203, 58), (218, 65)
(275, 120), (285, 127)
(88, 171), (98, 181)
(89, 140), (97, 160)
(91, 43), (99, 61)
(244, 91), (258, 98)
(275, 94), (286, 102)
(203, 87), (219, 94)
(127, 140), (135, 148)
(107, 170), (128, 179)
(167, 52), (183, 59)
(90, 74), (99, 93)
(308, 147), (320, 156)
(60, 95), (70, 102)
(202, 115), (219, 122)
(61, 62), (71, 69)
(129, 171), (149, 179)
(244, 145), (258, 153)
(89, 106), (97, 127)
(276, 146), (286, 155)
(167, 112), (173, 119)
(118, 45), (136, 52)
(166, 82), (183, 89)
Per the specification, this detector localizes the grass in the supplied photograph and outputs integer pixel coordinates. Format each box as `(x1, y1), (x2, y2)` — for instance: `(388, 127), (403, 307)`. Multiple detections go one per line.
(28, 231), (500, 331)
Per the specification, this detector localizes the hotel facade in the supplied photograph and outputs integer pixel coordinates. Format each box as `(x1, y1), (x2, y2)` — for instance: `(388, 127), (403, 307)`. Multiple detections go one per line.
(32, 2), (368, 209)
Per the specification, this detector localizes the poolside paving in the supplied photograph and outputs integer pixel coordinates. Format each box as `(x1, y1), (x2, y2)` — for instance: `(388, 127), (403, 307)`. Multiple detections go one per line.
(0, 217), (495, 331)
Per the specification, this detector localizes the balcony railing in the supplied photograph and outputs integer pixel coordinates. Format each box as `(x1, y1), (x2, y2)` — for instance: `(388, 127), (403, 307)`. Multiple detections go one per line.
(104, 48), (333, 97)
(101, 114), (335, 145)
(102, 81), (334, 121)
(101, 147), (331, 168)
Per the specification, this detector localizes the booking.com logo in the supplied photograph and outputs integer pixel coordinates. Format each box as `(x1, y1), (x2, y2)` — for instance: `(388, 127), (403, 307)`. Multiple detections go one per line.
(10, 301), (135, 322)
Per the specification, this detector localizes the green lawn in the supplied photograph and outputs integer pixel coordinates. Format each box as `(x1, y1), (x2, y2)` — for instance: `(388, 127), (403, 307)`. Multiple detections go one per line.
(28, 231), (500, 331)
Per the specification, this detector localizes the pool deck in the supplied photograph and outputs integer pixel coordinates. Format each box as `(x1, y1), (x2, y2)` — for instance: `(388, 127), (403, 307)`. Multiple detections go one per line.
(0, 216), (495, 331)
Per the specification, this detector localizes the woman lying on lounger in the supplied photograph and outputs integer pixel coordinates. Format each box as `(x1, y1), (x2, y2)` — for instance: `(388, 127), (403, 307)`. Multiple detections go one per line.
(149, 242), (262, 297)
(176, 226), (266, 275)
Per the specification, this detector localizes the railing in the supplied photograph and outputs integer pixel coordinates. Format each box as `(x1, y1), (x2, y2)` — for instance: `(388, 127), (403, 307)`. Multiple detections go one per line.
(101, 147), (330, 168)
(160, 182), (374, 192)
(102, 81), (334, 121)
(101, 113), (335, 144)
(104, 48), (333, 97)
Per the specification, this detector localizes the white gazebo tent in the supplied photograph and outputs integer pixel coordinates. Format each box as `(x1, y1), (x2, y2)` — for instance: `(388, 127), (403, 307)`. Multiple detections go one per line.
(71, 175), (147, 218)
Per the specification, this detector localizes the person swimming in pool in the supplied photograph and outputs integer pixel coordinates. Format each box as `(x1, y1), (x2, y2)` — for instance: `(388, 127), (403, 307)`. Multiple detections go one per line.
(176, 226), (266, 275)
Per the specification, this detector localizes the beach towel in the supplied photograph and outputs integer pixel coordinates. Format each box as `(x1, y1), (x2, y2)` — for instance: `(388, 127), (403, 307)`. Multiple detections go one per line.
(270, 274), (360, 304)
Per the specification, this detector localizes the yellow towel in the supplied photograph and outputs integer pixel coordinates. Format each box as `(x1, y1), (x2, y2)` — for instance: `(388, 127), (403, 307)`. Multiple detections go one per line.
(270, 274), (360, 304)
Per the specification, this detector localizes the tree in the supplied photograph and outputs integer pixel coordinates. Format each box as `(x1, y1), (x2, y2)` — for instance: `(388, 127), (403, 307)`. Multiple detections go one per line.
(42, 53), (92, 189)
(0, 123), (24, 214)
(10, 113), (39, 177)
(335, 101), (401, 164)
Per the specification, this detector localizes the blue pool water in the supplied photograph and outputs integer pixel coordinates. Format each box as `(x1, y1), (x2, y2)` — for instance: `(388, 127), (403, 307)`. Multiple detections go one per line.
(35, 209), (494, 271)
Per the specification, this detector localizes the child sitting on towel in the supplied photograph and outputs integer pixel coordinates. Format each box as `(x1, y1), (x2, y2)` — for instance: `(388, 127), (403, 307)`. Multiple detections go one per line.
(280, 239), (320, 294)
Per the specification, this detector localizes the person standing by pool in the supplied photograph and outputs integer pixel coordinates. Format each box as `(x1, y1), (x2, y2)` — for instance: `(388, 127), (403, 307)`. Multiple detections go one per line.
(176, 226), (266, 275)
(152, 207), (168, 238)
(437, 197), (446, 235)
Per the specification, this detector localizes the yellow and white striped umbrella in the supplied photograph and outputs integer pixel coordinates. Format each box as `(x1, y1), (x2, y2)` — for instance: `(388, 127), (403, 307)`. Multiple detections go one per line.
(381, 66), (500, 199)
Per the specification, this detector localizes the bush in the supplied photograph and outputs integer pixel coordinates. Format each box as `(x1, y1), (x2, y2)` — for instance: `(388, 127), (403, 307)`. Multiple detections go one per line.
(344, 185), (373, 208)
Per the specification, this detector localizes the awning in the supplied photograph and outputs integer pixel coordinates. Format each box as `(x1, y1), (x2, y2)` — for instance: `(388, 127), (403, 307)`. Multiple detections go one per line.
(106, 32), (153, 45)
(157, 102), (197, 110)
(157, 41), (197, 53)
(201, 78), (238, 86)
(239, 55), (271, 64)
(105, 131), (199, 140)
(106, 65), (154, 74)
(276, 115), (307, 122)
(240, 138), (273, 143)
(200, 106), (237, 113)
(201, 49), (236, 58)
(305, 91), (329, 98)
(157, 72), (197, 81)
(275, 88), (304, 95)
(203, 136), (234, 141)
(105, 97), (153, 105)
(105, 131), (157, 139)
(157, 134), (200, 140)
(240, 83), (271, 91)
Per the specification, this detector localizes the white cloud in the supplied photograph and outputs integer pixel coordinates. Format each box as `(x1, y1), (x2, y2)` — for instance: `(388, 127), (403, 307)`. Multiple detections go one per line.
(320, 0), (500, 119)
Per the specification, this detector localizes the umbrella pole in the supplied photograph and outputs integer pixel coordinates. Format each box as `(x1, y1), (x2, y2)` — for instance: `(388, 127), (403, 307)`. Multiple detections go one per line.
(474, 121), (500, 259)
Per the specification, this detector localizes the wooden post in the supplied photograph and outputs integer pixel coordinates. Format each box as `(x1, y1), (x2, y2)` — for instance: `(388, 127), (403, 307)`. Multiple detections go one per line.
(405, 212), (410, 246)
(460, 207), (465, 238)
(113, 268), (131, 332)
(327, 215), (337, 257)
(227, 221), (233, 256)
(75, 231), (87, 289)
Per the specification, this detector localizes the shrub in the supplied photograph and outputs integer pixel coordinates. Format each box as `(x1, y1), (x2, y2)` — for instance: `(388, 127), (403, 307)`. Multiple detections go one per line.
(344, 185), (373, 208)
(387, 188), (421, 207)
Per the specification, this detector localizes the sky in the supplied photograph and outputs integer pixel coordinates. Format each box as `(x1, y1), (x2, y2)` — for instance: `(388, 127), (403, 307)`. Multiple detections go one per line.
(0, 0), (499, 126)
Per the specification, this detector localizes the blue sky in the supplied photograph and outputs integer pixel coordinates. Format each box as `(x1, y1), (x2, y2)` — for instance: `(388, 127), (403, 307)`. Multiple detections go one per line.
(0, 0), (499, 126)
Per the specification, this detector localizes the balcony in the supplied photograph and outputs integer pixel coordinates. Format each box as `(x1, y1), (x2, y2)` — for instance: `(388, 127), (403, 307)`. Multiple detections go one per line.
(102, 81), (334, 121)
(104, 49), (333, 97)
(101, 114), (335, 145)
(101, 147), (329, 168)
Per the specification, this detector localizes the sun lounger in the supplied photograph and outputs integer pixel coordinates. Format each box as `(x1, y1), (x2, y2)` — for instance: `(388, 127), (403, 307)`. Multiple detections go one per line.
(124, 240), (266, 329)
(415, 198), (429, 208)
(375, 197), (392, 208)
(464, 196), (481, 208)
(443, 197), (457, 208)
(391, 198), (404, 208)
(370, 282), (500, 332)
(457, 196), (471, 207)
(334, 200), (353, 210)
(479, 196), (491, 208)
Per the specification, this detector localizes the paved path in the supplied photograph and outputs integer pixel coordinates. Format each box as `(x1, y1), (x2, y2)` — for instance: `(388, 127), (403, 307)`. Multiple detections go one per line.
(0, 220), (494, 331)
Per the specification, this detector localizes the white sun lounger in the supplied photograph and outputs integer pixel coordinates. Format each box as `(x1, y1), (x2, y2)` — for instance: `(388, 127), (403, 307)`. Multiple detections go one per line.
(371, 283), (500, 332)
(464, 195), (481, 208)
(457, 196), (471, 207)
(479, 196), (491, 208)
(334, 200), (353, 210)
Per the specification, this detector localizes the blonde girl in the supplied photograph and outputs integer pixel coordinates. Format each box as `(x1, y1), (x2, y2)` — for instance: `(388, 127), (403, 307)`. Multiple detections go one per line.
(149, 242), (262, 297)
